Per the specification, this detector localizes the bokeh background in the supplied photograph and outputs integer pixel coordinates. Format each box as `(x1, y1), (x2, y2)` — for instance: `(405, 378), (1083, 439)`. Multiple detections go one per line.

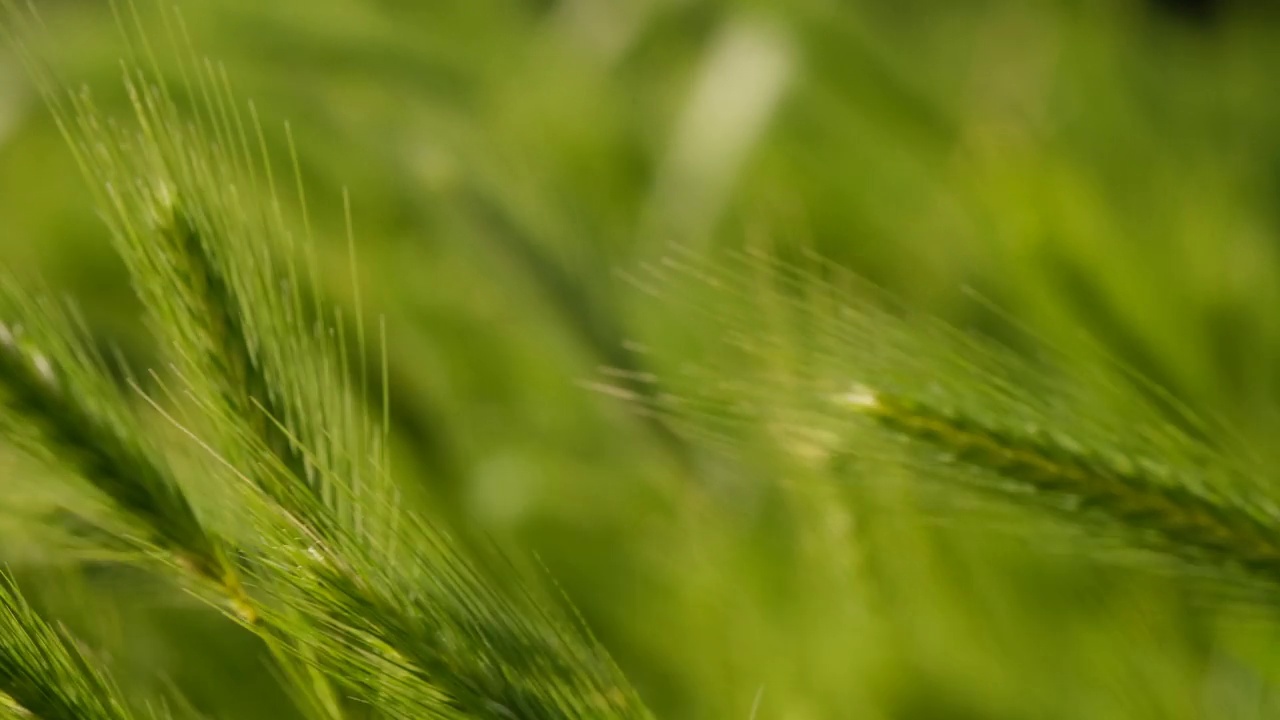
(5, 0), (1280, 717)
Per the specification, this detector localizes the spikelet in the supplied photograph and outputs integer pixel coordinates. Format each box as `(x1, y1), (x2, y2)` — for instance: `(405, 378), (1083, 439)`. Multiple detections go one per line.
(840, 384), (1280, 581)
(0, 284), (257, 619)
(0, 572), (143, 720)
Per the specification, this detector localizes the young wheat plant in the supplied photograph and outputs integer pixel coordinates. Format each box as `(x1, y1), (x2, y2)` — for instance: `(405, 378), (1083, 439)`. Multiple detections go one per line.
(614, 244), (1280, 599)
(0, 2), (653, 718)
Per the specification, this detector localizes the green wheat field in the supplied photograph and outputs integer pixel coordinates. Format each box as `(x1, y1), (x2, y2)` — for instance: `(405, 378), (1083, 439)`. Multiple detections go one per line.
(3, 0), (1280, 718)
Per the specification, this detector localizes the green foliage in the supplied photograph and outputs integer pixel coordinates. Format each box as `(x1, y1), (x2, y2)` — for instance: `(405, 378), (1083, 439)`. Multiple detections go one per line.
(3, 1), (1280, 719)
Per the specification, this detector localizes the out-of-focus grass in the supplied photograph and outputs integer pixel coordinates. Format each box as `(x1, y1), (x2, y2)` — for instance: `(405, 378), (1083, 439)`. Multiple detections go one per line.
(5, 0), (1280, 717)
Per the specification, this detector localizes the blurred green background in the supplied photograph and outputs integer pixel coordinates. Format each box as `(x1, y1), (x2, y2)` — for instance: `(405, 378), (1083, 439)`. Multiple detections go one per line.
(6, 0), (1280, 717)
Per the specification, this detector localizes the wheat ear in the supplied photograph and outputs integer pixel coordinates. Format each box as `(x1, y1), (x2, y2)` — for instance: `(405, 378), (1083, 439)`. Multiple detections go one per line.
(152, 201), (314, 493)
(15, 3), (658, 715)
(842, 385), (1280, 580)
(253, 521), (654, 720)
(0, 571), (149, 720)
(0, 298), (255, 617)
